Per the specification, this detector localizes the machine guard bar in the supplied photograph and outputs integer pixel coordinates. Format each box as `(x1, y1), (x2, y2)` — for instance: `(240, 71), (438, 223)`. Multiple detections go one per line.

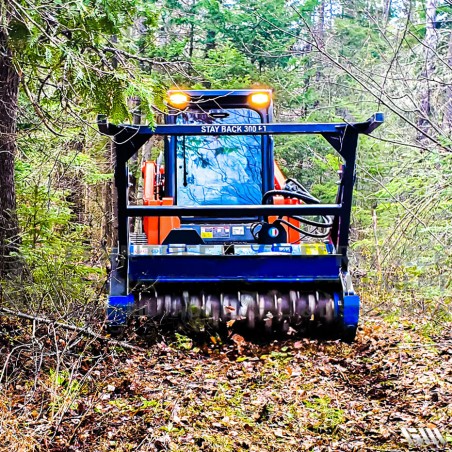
(98, 113), (383, 138)
(126, 204), (342, 217)
(99, 113), (384, 268)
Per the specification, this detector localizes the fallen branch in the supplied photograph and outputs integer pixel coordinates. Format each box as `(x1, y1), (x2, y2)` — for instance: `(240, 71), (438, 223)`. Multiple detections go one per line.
(0, 306), (145, 352)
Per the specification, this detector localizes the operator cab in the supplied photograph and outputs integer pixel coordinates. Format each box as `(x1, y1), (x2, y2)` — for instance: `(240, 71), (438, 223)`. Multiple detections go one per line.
(175, 108), (263, 207)
(164, 90), (274, 244)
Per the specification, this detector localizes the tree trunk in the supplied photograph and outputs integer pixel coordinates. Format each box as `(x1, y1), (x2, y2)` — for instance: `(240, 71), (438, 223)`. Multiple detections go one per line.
(417, 0), (438, 139)
(0, 17), (20, 277)
(444, 31), (452, 133)
(189, 22), (194, 58)
(316, 0), (325, 49)
(204, 29), (216, 57)
(104, 141), (118, 248)
(104, 34), (119, 248)
(315, 0), (325, 83)
(383, 0), (392, 30)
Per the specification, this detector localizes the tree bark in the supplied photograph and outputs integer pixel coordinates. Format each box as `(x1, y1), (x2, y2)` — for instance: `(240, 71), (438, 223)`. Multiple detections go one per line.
(189, 22), (194, 58)
(444, 31), (452, 133)
(315, 0), (325, 84)
(0, 14), (21, 277)
(104, 34), (119, 248)
(204, 29), (216, 57)
(383, 0), (392, 30)
(316, 0), (325, 49)
(417, 0), (438, 139)
(104, 141), (118, 248)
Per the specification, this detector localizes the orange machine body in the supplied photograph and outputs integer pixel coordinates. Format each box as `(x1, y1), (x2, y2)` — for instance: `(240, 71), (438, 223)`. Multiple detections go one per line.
(142, 160), (300, 244)
(142, 161), (180, 244)
(271, 162), (302, 243)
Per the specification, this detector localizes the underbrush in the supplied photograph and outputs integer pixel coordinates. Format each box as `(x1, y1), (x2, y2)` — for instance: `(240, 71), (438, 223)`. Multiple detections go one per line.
(357, 279), (452, 340)
(1, 150), (107, 324)
(0, 313), (450, 451)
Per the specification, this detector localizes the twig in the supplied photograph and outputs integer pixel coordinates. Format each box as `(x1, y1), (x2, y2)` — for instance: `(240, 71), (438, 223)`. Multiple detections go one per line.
(0, 306), (145, 352)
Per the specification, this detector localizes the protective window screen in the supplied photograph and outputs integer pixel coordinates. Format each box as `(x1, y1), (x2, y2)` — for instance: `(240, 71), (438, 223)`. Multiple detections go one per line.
(176, 108), (262, 206)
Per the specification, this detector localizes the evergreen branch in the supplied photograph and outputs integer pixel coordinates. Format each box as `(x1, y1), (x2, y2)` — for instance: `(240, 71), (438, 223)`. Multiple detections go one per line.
(21, 78), (65, 137)
(102, 46), (190, 67)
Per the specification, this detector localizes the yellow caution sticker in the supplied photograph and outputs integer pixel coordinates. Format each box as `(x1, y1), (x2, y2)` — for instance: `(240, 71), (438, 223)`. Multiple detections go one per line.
(201, 227), (213, 238)
(301, 243), (328, 255)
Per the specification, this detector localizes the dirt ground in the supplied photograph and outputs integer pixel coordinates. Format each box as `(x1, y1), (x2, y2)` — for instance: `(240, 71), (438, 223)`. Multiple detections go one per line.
(0, 315), (450, 451)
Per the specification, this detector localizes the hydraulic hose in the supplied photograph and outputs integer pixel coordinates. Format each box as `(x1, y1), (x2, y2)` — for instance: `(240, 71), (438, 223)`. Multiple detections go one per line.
(262, 179), (332, 238)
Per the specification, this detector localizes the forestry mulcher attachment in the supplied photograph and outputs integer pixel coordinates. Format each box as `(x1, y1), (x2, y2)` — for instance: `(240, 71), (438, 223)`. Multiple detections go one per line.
(99, 90), (383, 342)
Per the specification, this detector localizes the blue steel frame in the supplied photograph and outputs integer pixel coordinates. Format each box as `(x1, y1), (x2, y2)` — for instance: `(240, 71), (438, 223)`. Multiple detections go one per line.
(98, 113), (384, 267)
(98, 90), (383, 333)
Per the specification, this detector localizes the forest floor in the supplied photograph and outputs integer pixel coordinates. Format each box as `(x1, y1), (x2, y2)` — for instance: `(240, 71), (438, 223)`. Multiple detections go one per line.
(0, 313), (451, 451)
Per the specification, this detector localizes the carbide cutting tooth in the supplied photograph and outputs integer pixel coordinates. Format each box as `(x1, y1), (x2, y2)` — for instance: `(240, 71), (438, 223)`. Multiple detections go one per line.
(240, 294), (256, 329)
(171, 296), (182, 317)
(295, 294), (309, 323)
(205, 295), (212, 317)
(233, 298), (241, 320)
(278, 294), (290, 331)
(205, 295), (220, 326)
(261, 294), (275, 333)
(182, 291), (190, 319)
(259, 294), (266, 319)
(211, 296), (220, 327)
(164, 295), (172, 316)
(239, 293), (249, 317)
(156, 296), (164, 316)
(325, 298), (334, 324)
(317, 293), (327, 322)
(308, 294), (316, 321)
(222, 294), (230, 320)
(147, 296), (157, 317)
(276, 296), (283, 319)
(289, 291), (297, 316)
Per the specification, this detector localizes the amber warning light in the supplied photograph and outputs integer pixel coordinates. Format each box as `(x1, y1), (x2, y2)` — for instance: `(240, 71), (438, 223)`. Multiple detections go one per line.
(249, 92), (271, 108)
(168, 92), (190, 109)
